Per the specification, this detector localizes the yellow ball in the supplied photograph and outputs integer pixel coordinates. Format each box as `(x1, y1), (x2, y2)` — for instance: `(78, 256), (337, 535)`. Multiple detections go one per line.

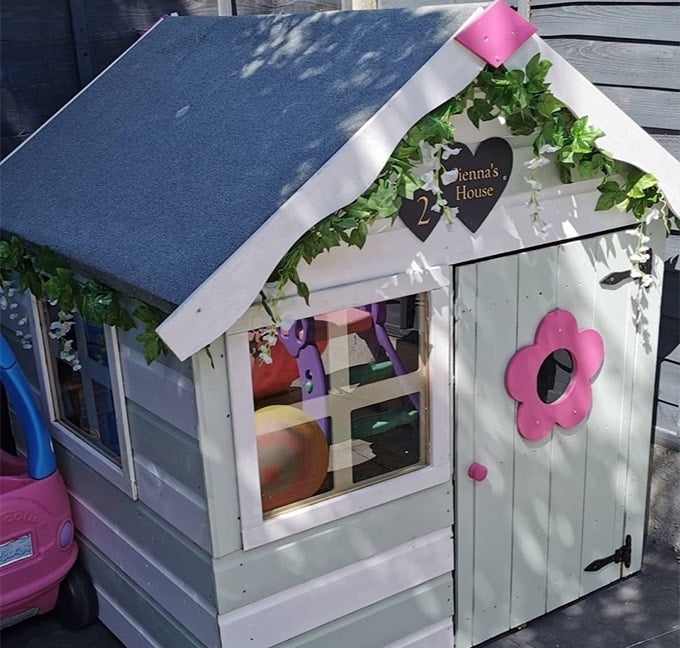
(255, 406), (329, 513)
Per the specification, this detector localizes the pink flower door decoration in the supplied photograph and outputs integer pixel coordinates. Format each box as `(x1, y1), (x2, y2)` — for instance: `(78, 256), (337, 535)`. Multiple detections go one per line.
(505, 309), (604, 440)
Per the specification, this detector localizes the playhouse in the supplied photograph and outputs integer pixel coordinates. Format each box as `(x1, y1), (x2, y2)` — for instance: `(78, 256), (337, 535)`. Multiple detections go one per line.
(1, 3), (679, 647)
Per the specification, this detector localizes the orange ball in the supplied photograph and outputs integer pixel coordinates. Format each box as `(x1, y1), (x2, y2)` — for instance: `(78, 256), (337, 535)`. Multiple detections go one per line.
(255, 406), (329, 513)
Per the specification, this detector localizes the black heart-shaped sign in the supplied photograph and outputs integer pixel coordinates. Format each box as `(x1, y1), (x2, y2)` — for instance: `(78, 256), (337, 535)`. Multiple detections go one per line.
(398, 188), (441, 242)
(440, 138), (513, 233)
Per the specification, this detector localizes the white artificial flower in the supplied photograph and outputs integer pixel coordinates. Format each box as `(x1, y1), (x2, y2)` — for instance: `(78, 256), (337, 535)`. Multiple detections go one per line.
(279, 313), (296, 332)
(49, 320), (73, 338)
(440, 144), (462, 160)
(538, 144), (560, 155)
(524, 177), (542, 191)
(418, 141), (438, 169)
(629, 252), (650, 263)
(9, 312), (18, 320)
(419, 171), (441, 194)
(0, 296), (7, 310)
(644, 205), (662, 224)
(524, 155), (550, 170)
(440, 168), (459, 185)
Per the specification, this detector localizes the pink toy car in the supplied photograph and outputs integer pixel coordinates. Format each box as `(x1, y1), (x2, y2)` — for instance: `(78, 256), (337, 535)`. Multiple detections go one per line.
(0, 333), (97, 630)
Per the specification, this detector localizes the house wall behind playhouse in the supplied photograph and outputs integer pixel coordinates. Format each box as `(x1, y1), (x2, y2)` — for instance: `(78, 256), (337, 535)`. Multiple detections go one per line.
(3, 300), (221, 648)
(656, 233), (680, 450)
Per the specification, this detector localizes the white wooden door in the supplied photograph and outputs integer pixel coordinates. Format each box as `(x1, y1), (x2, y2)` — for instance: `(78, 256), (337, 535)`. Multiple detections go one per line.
(454, 225), (664, 647)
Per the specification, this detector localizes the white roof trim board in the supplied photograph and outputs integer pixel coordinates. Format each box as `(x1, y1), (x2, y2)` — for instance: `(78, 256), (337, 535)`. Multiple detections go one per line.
(158, 30), (680, 360)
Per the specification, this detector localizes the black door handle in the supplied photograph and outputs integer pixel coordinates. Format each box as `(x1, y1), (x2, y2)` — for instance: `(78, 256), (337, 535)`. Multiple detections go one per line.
(600, 252), (653, 287)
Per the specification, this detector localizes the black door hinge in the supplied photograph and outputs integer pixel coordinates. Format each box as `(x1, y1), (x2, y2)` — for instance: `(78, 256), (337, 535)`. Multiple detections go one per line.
(584, 535), (632, 572)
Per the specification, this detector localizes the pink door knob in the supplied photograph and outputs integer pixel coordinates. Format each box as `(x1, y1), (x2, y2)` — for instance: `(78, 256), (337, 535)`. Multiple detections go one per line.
(468, 462), (488, 481)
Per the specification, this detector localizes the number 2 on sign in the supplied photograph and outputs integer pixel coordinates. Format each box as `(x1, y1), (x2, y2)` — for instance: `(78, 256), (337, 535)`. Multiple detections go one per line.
(417, 195), (431, 226)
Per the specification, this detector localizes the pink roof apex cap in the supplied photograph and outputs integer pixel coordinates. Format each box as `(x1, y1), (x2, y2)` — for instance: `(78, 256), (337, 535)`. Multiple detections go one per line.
(454, 0), (536, 68)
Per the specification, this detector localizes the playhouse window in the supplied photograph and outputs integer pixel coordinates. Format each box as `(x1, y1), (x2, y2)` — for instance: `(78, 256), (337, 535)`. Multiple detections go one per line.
(249, 294), (429, 516)
(41, 305), (122, 463)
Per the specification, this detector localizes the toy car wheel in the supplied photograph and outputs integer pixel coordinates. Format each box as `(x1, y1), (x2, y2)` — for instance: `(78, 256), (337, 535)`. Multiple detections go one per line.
(55, 562), (98, 630)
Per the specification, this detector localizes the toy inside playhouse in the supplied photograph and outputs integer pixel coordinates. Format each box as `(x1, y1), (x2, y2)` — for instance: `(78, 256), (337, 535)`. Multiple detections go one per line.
(250, 293), (429, 515)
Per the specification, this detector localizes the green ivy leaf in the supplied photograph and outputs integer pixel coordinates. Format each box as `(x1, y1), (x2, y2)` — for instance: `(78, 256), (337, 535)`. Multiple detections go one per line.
(34, 246), (62, 276)
(349, 220), (368, 249)
(506, 111), (537, 136)
(365, 179), (399, 219)
(43, 267), (80, 313)
(626, 173), (657, 199)
(570, 117), (604, 153)
(525, 54), (551, 88)
(136, 331), (168, 365)
(595, 180), (627, 211)
(535, 93), (563, 119)
(397, 170), (419, 199)
(19, 268), (43, 297)
(0, 237), (26, 272)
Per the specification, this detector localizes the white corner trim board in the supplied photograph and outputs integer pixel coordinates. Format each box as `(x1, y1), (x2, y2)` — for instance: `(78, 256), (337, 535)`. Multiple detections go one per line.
(216, 528), (454, 648)
(157, 37), (485, 360)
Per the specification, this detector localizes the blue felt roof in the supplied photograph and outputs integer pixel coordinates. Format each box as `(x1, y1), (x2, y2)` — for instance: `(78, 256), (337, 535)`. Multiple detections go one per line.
(1, 7), (480, 310)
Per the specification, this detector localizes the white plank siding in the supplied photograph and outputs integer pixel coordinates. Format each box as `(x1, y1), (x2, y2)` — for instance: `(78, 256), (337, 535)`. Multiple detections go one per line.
(217, 530), (452, 648)
(543, 237), (597, 611)
(213, 482), (452, 613)
(510, 245), (558, 626)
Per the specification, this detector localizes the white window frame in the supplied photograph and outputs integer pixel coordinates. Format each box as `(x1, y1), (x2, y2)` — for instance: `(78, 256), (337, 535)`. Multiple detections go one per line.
(227, 270), (451, 549)
(30, 295), (138, 499)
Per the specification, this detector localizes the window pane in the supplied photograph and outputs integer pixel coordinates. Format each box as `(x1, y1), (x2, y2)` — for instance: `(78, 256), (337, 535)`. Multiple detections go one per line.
(251, 295), (428, 516)
(43, 305), (121, 462)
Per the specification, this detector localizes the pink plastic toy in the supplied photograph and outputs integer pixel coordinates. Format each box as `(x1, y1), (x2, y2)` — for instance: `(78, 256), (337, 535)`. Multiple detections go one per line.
(0, 334), (97, 630)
